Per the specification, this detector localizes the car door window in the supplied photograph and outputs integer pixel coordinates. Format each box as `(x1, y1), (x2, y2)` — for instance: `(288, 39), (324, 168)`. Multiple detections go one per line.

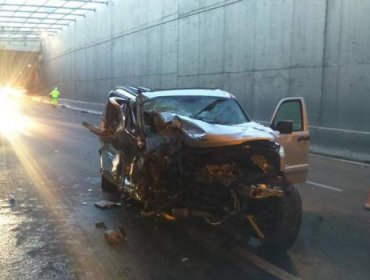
(118, 103), (127, 130)
(272, 100), (303, 131)
(124, 105), (135, 132)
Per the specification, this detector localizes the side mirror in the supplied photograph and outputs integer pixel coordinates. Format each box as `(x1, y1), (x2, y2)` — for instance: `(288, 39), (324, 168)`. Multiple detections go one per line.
(275, 120), (293, 134)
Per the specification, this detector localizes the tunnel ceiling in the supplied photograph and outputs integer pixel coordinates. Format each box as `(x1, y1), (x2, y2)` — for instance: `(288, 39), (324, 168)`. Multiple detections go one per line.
(0, 0), (107, 43)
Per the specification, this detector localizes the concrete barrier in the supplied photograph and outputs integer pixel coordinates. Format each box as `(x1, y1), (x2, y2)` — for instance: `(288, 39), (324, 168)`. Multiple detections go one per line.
(40, 0), (370, 163)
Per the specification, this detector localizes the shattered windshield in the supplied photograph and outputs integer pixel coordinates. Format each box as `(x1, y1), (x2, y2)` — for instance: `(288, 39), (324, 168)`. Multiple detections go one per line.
(143, 96), (249, 125)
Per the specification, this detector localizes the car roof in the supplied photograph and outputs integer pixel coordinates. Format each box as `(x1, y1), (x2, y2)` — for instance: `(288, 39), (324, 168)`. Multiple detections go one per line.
(142, 89), (233, 99)
(110, 86), (234, 101)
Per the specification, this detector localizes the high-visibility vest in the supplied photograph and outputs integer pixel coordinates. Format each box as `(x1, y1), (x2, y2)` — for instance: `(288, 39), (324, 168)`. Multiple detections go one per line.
(50, 89), (60, 99)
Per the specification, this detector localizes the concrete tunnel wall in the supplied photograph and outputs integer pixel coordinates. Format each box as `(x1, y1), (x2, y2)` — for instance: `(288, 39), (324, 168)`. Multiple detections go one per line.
(40, 0), (370, 162)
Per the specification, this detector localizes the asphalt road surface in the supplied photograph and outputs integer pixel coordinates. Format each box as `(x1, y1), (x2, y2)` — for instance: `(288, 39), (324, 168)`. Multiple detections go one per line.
(0, 99), (369, 280)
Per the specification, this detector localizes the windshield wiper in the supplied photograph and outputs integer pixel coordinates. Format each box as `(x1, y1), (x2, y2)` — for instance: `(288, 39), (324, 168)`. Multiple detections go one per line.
(190, 98), (226, 118)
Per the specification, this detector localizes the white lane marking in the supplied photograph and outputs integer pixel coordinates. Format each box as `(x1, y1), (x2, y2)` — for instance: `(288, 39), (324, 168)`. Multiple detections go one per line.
(285, 163), (309, 170)
(233, 248), (302, 280)
(310, 153), (370, 167)
(306, 180), (343, 192)
(61, 105), (102, 115)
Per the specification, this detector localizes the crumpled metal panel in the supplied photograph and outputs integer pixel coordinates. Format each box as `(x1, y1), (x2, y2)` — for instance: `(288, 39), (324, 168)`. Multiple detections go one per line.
(158, 112), (278, 148)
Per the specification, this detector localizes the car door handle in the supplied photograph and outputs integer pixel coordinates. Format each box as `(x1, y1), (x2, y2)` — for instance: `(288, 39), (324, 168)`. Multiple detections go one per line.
(297, 135), (310, 142)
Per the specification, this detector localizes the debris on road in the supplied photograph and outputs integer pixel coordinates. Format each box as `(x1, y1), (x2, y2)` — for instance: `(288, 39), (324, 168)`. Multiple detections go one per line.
(104, 226), (126, 244)
(181, 257), (189, 263)
(94, 200), (121, 209)
(95, 222), (107, 229)
(8, 194), (16, 207)
(140, 210), (157, 217)
(82, 202), (88, 205)
(364, 190), (370, 210)
(87, 188), (92, 192)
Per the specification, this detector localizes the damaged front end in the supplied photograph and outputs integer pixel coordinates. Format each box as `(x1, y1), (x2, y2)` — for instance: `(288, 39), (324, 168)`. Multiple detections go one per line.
(84, 88), (302, 251)
(121, 109), (286, 227)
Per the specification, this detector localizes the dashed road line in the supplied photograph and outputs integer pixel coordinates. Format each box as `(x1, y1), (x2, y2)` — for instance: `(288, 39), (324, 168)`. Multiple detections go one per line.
(306, 180), (343, 192)
(310, 153), (370, 167)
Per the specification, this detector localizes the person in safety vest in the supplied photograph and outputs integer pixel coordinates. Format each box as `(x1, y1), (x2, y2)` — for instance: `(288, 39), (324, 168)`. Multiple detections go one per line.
(50, 87), (60, 108)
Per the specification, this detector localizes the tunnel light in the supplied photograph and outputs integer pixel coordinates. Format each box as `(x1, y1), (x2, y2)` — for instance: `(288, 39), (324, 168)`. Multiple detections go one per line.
(41, 31), (49, 40)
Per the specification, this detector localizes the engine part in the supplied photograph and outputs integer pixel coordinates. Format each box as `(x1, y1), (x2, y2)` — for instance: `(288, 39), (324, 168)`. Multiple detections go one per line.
(246, 214), (265, 240)
(246, 184), (283, 199)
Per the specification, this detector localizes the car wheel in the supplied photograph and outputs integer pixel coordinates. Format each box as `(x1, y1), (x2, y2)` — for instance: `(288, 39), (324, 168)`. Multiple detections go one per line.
(257, 185), (302, 251)
(101, 174), (117, 193)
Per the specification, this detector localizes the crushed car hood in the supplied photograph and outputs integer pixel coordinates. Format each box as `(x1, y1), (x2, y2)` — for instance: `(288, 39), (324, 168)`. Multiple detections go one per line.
(160, 112), (278, 148)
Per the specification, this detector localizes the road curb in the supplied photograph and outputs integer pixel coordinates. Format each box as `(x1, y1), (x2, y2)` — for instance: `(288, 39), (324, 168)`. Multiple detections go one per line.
(29, 96), (104, 115)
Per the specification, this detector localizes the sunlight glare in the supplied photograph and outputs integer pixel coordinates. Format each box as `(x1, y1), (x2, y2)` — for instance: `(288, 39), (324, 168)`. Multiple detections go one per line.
(0, 87), (33, 137)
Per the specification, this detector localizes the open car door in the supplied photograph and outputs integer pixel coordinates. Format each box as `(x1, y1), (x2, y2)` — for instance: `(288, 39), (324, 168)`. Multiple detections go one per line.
(270, 97), (310, 184)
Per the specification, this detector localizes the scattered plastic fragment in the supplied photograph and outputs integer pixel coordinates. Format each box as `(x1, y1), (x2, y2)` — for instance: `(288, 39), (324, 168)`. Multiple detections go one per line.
(95, 222), (107, 229)
(104, 226), (126, 244)
(88, 188), (92, 192)
(181, 257), (189, 263)
(365, 190), (370, 210)
(140, 210), (157, 217)
(8, 194), (16, 207)
(82, 202), (88, 205)
(94, 200), (121, 209)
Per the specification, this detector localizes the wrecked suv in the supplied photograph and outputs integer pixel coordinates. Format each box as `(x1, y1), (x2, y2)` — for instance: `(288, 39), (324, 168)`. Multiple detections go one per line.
(84, 86), (310, 251)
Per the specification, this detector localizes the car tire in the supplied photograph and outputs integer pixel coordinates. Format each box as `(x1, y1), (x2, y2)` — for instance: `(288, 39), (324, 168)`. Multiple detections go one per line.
(262, 184), (302, 251)
(101, 174), (117, 193)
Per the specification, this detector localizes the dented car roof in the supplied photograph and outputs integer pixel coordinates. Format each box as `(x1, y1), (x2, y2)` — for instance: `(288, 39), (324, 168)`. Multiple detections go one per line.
(143, 89), (234, 99)
(159, 112), (278, 148)
(113, 86), (234, 101)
